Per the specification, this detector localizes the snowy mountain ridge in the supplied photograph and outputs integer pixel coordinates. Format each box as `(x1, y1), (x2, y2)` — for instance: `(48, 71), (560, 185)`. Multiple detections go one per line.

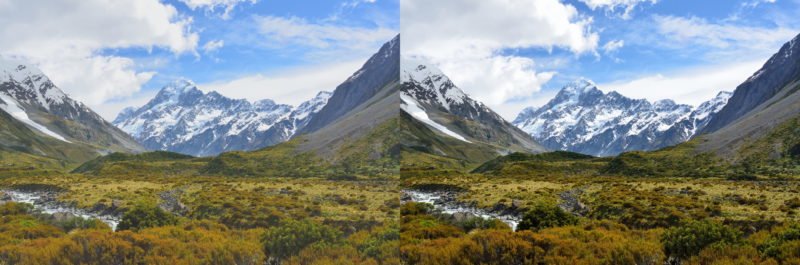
(113, 79), (331, 156)
(513, 79), (732, 156)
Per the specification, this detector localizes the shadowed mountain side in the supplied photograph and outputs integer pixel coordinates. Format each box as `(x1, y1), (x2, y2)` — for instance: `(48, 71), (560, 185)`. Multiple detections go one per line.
(297, 81), (399, 161)
(697, 80), (800, 161)
(298, 35), (400, 135)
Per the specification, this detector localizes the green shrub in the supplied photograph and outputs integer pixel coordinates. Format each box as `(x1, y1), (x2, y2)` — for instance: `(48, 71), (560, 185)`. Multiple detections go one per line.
(759, 223), (800, 260)
(400, 202), (434, 216)
(453, 217), (511, 232)
(661, 220), (741, 260)
(517, 203), (578, 231)
(260, 220), (342, 262)
(117, 204), (178, 231)
(0, 202), (33, 215)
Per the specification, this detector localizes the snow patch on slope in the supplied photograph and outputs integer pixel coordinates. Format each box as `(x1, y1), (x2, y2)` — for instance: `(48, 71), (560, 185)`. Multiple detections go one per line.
(0, 94), (70, 142)
(401, 93), (470, 143)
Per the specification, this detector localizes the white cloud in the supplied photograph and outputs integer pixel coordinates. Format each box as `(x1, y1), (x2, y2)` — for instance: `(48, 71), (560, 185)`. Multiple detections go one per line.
(578, 0), (657, 19)
(40, 56), (156, 106)
(742, 0), (777, 9)
(402, 0), (598, 115)
(179, 0), (257, 19)
(651, 15), (798, 60)
(433, 54), (556, 106)
(92, 90), (159, 121)
(198, 60), (365, 106)
(602, 39), (625, 53)
(341, 0), (377, 9)
(203, 40), (225, 53)
(256, 15), (396, 52)
(0, 0), (199, 118)
(598, 60), (765, 106)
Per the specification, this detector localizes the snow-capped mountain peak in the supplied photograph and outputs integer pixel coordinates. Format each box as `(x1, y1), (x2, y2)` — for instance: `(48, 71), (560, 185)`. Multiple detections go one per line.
(161, 79), (196, 94)
(560, 78), (596, 94)
(402, 59), (472, 112)
(513, 79), (732, 156)
(0, 59), (143, 152)
(0, 59), (69, 111)
(401, 59), (546, 154)
(113, 80), (332, 156)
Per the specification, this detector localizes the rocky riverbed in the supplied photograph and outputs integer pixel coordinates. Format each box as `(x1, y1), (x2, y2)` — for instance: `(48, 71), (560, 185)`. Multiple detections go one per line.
(0, 189), (122, 230)
(401, 188), (523, 230)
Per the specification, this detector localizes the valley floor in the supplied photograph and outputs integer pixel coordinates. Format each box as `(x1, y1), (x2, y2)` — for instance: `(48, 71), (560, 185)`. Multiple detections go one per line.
(400, 171), (800, 264)
(0, 174), (400, 264)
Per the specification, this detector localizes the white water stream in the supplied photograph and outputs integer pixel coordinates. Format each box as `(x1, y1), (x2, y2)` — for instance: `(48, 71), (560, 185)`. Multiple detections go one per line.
(403, 189), (521, 230)
(2, 190), (120, 230)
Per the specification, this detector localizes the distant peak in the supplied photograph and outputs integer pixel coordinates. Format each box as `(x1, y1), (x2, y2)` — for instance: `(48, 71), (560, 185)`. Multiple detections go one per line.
(558, 78), (599, 96)
(160, 79), (199, 95)
(315, 91), (333, 98)
(254, 98), (276, 107)
(401, 58), (446, 82)
(0, 58), (47, 82)
(654, 99), (676, 106)
(716, 90), (733, 98)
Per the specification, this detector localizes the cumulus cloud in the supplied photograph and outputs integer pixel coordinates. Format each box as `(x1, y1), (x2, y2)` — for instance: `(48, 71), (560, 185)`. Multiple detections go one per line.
(578, 0), (657, 19)
(402, 0), (598, 115)
(598, 60), (764, 106)
(178, 0), (257, 19)
(0, 0), (199, 116)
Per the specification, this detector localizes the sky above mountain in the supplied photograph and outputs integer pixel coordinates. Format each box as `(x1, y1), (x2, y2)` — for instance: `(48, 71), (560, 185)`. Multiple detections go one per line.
(401, 0), (800, 120)
(0, 0), (398, 120)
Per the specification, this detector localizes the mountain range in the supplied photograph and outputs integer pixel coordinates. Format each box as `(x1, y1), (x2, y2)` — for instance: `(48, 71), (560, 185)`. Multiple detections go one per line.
(112, 80), (330, 157)
(4, 31), (798, 173)
(73, 35), (402, 177)
(513, 80), (731, 156)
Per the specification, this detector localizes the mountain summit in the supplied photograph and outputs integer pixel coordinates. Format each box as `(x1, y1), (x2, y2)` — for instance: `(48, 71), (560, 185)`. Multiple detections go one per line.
(513, 80), (731, 156)
(113, 80), (331, 156)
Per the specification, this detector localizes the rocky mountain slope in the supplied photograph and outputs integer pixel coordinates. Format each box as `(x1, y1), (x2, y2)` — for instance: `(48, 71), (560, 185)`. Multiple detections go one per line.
(294, 35), (400, 160)
(400, 59), (546, 165)
(298, 35), (400, 135)
(113, 79), (331, 156)
(0, 59), (143, 165)
(513, 79), (731, 156)
(696, 33), (800, 165)
(701, 32), (800, 134)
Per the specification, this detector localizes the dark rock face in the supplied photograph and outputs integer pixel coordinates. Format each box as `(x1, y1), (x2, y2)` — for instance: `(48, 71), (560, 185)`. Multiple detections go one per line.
(298, 34), (400, 135)
(513, 79), (731, 156)
(113, 80), (331, 156)
(702, 33), (800, 134)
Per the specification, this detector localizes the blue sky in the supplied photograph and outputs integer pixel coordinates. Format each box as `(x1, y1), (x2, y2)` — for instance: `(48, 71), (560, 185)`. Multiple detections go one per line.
(0, 0), (398, 119)
(2, 0), (797, 121)
(402, 0), (800, 119)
